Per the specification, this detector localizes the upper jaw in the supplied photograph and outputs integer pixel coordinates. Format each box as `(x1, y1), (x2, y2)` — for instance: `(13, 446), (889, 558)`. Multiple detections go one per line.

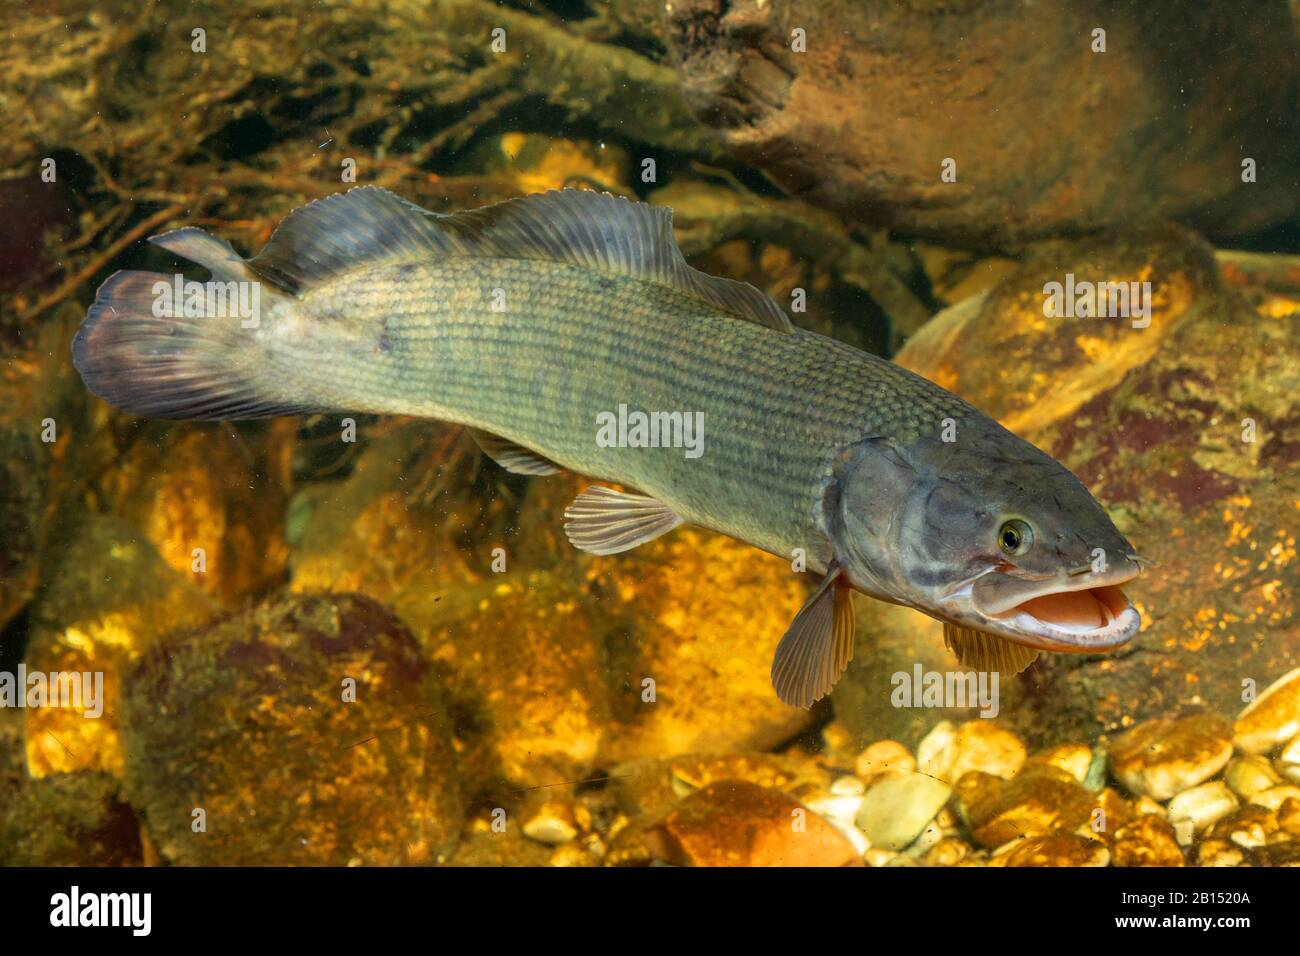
(940, 559), (1143, 654)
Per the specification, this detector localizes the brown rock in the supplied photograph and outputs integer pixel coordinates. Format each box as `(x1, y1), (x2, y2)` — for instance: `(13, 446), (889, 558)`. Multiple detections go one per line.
(954, 765), (1096, 848)
(991, 834), (1110, 867)
(664, 0), (1300, 248)
(1109, 715), (1234, 801)
(1111, 815), (1186, 866)
(121, 592), (463, 865)
(651, 780), (861, 867)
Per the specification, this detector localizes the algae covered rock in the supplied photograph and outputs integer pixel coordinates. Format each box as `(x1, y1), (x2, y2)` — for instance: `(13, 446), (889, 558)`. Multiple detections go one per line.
(120, 592), (463, 865)
(23, 515), (218, 778)
(0, 771), (142, 867)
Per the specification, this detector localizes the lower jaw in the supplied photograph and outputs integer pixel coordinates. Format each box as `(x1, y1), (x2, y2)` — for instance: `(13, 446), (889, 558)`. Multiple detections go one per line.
(990, 606), (1141, 654)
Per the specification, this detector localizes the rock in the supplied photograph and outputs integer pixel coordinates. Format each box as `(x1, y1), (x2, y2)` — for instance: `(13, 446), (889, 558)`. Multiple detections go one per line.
(1207, 805), (1278, 849)
(954, 766), (1097, 849)
(589, 526), (813, 761)
(1108, 715), (1234, 801)
(1225, 755), (1283, 798)
(855, 772), (952, 851)
(1278, 798), (1300, 836)
(921, 720), (1026, 784)
(1111, 815), (1186, 867)
(1196, 839), (1245, 867)
(521, 797), (585, 845)
(22, 516), (218, 778)
(664, 0), (1300, 248)
(804, 777), (865, 826)
(610, 752), (828, 822)
(1166, 782), (1238, 838)
(844, 230), (1300, 748)
(1090, 788), (1135, 842)
(923, 837), (971, 867)
(120, 592), (463, 865)
(402, 570), (611, 791)
(651, 781), (861, 867)
(0, 771), (142, 866)
(107, 421), (296, 603)
(855, 740), (916, 782)
(1235, 668), (1300, 754)
(1276, 735), (1300, 783)
(1026, 744), (1094, 785)
(1249, 785), (1300, 811)
(991, 834), (1110, 868)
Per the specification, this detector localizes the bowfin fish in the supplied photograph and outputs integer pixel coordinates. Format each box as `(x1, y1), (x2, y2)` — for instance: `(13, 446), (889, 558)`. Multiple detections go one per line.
(72, 186), (1143, 709)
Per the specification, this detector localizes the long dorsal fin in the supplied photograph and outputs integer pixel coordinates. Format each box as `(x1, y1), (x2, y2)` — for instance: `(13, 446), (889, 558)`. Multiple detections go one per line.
(246, 186), (795, 332)
(942, 624), (1040, 674)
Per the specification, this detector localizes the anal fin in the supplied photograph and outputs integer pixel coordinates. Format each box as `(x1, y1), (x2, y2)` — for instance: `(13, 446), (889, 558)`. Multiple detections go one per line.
(563, 485), (683, 555)
(770, 562), (856, 709)
(468, 428), (560, 476)
(943, 623), (1040, 674)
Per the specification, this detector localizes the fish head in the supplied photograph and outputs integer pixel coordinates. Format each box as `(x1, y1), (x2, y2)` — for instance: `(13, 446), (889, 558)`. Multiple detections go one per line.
(834, 421), (1142, 655)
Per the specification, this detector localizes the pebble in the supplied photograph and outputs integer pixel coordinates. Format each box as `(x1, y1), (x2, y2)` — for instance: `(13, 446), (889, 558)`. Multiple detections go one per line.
(923, 836), (971, 867)
(522, 799), (582, 845)
(656, 781), (862, 867)
(1276, 735), (1300, 784)
(1026, 744), (1093, 784)
(1208, 805), (1278, 849)
(1224, 754), (1282, 797)
(990, 834), (1110, 867)
(920, 720), (1025, 784)
(954, 766), (1095, 848)
(1111, 815), (1186, 866)
(855, 739), (915, 781)
(1233, 666), (1300, 755)
(1166, 781), (1238, 841)
(1278, 797), (1300, 836)
(1108, 714), (1233, 800)
(1247, 784), (1300, 811)
(1196, 839), (1245, 867)
(855, 771), (952, 851)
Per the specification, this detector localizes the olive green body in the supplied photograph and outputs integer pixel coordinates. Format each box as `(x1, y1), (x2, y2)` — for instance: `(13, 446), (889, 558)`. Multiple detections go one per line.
(253, 257), (978, 566)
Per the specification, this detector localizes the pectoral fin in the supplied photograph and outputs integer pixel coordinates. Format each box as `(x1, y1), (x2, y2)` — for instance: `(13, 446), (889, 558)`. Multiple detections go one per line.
(468, 428), (560, 476)
(942, 623), (1040, 674)
(563, 485), (684, 555)
(770, 562), (856, 709)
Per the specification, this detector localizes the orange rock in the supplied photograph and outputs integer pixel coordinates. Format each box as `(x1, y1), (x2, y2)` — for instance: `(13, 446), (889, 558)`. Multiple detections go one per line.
(653, 780), (861, 867)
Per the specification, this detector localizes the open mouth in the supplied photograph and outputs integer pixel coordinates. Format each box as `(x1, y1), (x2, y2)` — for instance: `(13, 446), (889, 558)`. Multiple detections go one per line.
(960, 563), (1143, 653)
(1000, 584), (1132, 633)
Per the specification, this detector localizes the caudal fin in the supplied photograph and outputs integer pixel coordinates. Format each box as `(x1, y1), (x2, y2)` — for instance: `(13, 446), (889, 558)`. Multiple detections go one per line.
(72, 229), (318, 420)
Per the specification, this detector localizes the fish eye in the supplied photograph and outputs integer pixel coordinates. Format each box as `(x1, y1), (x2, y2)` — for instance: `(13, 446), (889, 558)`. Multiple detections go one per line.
(998, 518), (1033, 556)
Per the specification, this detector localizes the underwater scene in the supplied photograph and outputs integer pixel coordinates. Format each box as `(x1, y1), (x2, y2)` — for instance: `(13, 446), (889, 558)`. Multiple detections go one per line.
(1, 0), (1300, 885)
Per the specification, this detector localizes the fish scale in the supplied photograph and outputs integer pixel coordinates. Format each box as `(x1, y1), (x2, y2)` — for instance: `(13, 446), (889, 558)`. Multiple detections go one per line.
(246, 257), (976, 565)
